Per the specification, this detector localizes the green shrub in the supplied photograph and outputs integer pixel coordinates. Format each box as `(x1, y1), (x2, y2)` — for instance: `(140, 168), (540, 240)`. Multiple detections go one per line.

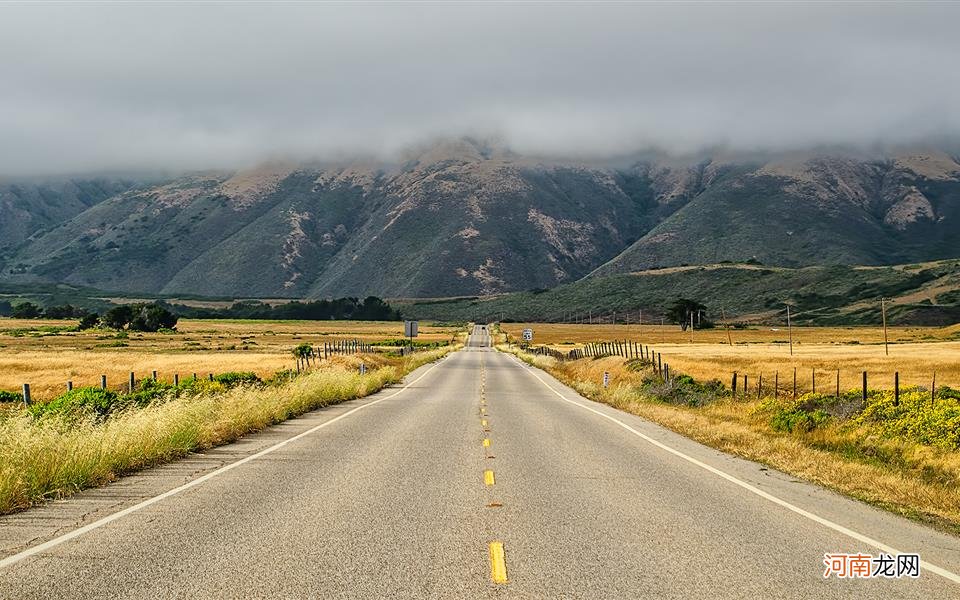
(213, 372), (261, 386)
(771, 407), (831, 433)
(644, 374), (725, 407)
(853, 390), (960, 450)
(29, 387), (123, 420)
(0, 390), (21, 403)
(266, 370), (297, 386)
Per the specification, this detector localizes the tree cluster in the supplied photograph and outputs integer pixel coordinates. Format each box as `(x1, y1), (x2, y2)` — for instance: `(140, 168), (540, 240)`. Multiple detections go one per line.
(174, 296), (401, 321)
(667, 298), (713, 331)
(3, 301), (89, 320)
(91, 303), (179, 332)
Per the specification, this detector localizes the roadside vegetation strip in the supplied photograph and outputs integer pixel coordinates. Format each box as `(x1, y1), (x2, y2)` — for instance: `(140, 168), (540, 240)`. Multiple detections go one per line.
(0, 346), (457, 515)
(496, 344), (960, 535)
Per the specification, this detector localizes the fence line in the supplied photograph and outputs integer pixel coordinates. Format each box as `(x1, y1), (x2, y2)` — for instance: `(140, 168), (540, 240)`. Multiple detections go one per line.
(515, 337), (945, 405)
(10, 338), (396, 406)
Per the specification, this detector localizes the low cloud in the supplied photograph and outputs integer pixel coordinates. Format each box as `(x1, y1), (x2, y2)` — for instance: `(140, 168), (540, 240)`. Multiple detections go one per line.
(1, 2), (958, 174)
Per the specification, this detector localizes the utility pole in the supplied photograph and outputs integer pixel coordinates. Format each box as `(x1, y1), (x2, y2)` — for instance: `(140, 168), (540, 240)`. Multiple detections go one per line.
(881, 298), (889, 356)
(721, 308), (732, 346)
(786, 304), (793, 356)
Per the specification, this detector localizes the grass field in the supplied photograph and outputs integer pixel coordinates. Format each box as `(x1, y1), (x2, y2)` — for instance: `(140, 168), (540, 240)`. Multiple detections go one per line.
(501, 323), (960, 391)
(0, 318), (462, 401)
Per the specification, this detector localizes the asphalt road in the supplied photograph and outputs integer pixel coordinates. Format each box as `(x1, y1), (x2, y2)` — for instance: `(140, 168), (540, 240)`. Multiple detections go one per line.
(1, 325), (958, 598)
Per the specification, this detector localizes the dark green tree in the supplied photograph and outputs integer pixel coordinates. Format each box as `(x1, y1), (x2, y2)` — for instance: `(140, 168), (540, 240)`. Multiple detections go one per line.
(45, 304), (85, 319)
(129, 304), (178, 332)
(666, 298), (707, 331)
(78, 313), (101, 330)
(12, 302), (42, 319)
(103, 305), (135, 330)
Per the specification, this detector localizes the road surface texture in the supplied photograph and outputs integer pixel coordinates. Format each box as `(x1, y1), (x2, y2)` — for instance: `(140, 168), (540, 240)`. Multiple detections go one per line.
(1, 326), (958, 598)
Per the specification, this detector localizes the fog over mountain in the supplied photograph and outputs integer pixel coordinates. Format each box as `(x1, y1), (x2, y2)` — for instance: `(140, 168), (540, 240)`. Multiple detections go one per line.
(1, 2), (959, 175)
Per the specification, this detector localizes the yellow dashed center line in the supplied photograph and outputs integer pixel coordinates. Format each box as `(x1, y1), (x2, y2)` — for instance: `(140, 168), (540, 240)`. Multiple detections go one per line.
(480, 349), (507, 585)
(488, 541), (508, 583)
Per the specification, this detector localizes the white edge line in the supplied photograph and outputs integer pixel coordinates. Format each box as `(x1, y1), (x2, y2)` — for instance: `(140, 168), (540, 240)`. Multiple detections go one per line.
(505, 353), (960, 585)
(0, 357), (448, 571)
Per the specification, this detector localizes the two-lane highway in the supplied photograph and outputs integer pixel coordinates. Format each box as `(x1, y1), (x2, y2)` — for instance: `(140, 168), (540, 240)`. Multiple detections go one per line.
(0, 325), (958, 598)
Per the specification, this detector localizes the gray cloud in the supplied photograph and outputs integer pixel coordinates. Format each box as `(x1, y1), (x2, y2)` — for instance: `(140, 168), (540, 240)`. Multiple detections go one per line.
(1, 2), (959, 174)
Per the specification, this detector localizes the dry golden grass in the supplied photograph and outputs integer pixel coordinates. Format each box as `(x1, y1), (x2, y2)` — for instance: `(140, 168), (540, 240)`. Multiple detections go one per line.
(0, 318), (462, 401)
(501, 346), (960, 532)
(0, 346), (457, 514)
(500, 321), (957, 345)
(502, 322), (960, 391)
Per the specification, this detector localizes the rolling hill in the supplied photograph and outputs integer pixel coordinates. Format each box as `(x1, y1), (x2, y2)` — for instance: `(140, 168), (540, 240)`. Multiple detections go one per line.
(398, 261), (960, 326)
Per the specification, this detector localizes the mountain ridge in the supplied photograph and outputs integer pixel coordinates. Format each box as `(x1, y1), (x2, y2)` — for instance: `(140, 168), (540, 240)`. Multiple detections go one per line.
(2, 141), (959, 298)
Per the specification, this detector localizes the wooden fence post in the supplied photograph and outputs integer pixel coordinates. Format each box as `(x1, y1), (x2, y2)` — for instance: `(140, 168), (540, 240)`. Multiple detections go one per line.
(175, 373), (180, 386)
(67, 381), (73, 392)
(931, 372), (936, 404)
(894, 372), (900, 405)
(153, 370), (158, 381)
(836, 369), (840, 398)
(793, 368), (797, 400)
(757, 374), (762, 400)
(22, 383), (30, 406)
(811, 369), (816, 394)
(774, 371), (778, 400)
(129, 372), (135, 393)
(862, 371), (867, 404)
(101, 375), (107, 390)
(732, 372), (738, 397)
(208, 373), (214, 382)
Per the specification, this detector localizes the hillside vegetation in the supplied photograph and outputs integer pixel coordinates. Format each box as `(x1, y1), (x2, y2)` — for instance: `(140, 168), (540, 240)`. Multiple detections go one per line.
(400, 260), (960, 325)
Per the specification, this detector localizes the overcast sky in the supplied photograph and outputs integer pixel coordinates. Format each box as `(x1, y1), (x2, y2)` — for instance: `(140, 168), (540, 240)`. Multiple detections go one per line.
(1, 1), (958, 174)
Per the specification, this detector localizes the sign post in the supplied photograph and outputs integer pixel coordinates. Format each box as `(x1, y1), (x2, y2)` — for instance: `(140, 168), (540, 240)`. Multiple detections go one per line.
(404, 320), (419, 354)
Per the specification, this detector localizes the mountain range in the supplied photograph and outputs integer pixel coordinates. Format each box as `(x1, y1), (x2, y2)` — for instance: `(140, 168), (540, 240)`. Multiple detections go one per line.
(1, 139), (959, 299)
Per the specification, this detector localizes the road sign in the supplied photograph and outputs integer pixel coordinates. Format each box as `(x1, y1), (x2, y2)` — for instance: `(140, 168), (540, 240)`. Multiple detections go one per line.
(522, 328), (533, 342)
(404, 320), (419, 338)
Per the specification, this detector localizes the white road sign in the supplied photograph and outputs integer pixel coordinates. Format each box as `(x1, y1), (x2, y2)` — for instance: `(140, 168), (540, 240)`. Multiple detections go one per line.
(404, 320), (419, 338)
